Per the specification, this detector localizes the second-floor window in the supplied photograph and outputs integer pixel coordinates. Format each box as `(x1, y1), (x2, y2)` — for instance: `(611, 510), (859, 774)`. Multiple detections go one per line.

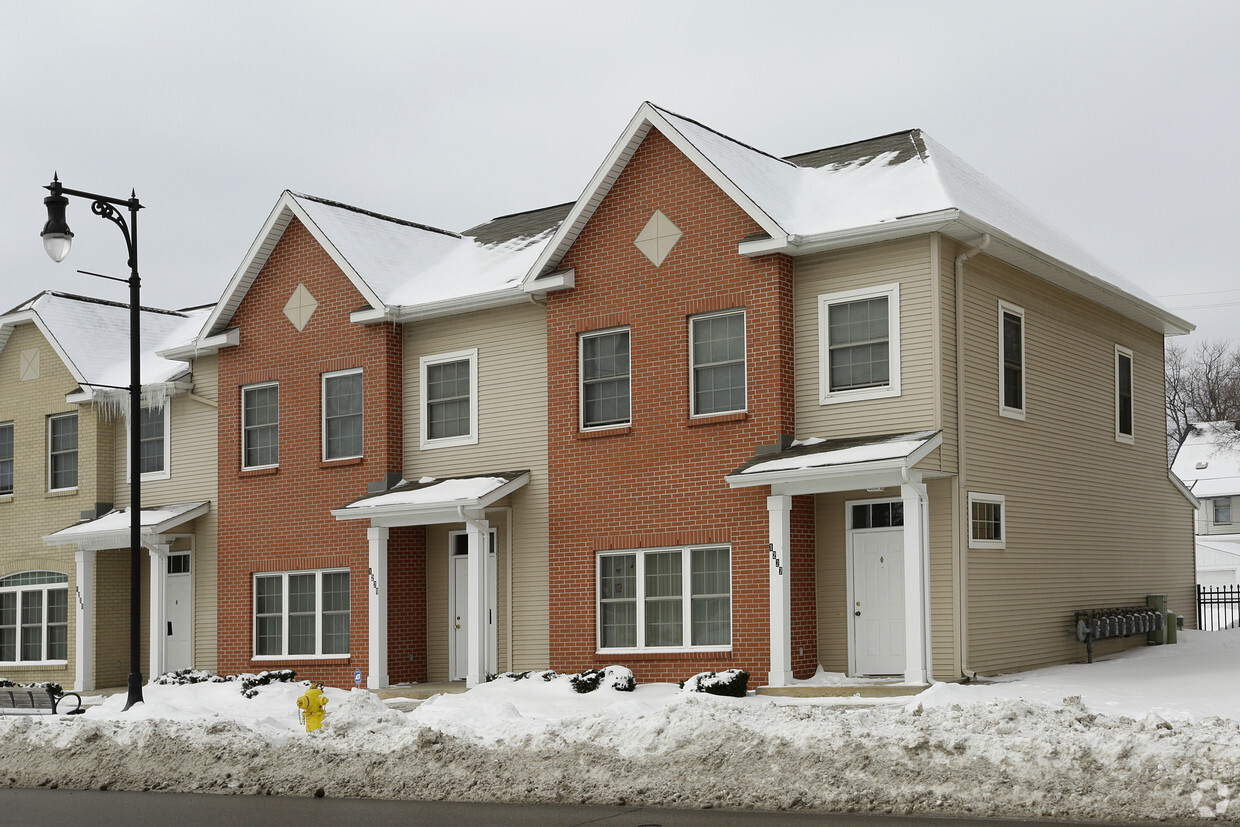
(139, 406), (169, 478)
(690, 310), (746, 417)
(999, 302), (1025, 419)
(1215, 498), (1232, 526)
(1115, 345), (1134, 443)
(48, 413), (78, 491)
(420, 349), (478, 449)
(0, 422), (12, 495)
(581, 328), (631, 429)
(242, 382), (279, 469)
(323, 369), (363, 460)
(819, 283), (901, 404)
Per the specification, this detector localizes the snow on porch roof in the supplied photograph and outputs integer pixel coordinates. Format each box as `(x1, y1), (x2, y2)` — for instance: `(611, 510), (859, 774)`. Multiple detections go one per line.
(726, 430), (942, 495)
(42, 501), (210, 551)
(332, 471), (530, 526)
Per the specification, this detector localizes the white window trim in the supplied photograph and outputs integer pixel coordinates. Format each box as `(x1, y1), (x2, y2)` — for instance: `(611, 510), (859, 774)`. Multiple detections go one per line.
(580, 327), (632, 431)
(125, 405), (172, 483)
(688, 309), (747, 418)
(998, 301), (1026, 421)
(252, 568), (350, 660)
(968, 492), (1007, 550)
(241, 381), (279, 471)
(322, 367), (364, 461)
(818, 282), (901, 405)
(419, 348), (478, 450)
(595, 545), (733, 654)
(47, 412), (78, 493)
(1114, 345), (1134, 444)
(0, 420), (13, 497)
(0, 573), (70, 665)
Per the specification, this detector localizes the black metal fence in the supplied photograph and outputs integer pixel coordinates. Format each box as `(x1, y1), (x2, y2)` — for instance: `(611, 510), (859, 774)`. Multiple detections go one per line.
(1198, 584), (1240, 631)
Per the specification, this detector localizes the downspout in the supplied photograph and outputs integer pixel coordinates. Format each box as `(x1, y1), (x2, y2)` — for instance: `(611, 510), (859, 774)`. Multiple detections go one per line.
(955, 233), (990, 680)
(457, 505), (488, 533)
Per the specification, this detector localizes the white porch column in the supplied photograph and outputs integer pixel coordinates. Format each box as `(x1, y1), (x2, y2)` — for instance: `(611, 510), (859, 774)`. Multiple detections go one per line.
(148, 544), (170, 680)
(901, 482), (929, 685)
(367, 526), (389, 689)
(74, 550), (95, 692)
(767, 495), (793, 687)
(464, 514), (490, 688)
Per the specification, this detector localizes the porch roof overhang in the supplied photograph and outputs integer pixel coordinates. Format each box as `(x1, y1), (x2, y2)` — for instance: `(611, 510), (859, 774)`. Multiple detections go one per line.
(42, 501), (210, 552)
(332, 471), (530, 528)
(725, 431), (942, 496)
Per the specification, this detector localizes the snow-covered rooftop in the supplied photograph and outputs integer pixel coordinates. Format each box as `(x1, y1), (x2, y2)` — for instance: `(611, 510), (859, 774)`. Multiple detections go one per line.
(733, 430), (941, 477)
(42, 501), (210, 550)
(334, 471), (530, 524)
(1171, 421), (1240, 498)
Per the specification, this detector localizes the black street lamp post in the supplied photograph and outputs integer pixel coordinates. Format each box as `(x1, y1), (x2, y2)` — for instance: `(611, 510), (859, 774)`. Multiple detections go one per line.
(41, 174), (145, 711)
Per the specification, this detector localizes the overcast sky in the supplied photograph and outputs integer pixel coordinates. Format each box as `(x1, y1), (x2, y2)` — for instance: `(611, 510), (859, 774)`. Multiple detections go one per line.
(2, 0), (1236, 347)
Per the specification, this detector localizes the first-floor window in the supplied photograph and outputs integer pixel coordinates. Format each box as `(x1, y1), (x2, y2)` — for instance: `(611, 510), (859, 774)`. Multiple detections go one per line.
(969, 493), (1006, 549)
(1214, 498), (1232, 526)
(0, 571), (69, 663)
(254, 569), (349, 657)
(598, 546), (731, 650)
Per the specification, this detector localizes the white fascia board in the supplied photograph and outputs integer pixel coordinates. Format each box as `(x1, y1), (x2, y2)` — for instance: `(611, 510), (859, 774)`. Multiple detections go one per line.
(158, 328), (239, 359)
(522, 268), (575, 294)
(362, 287), (529, 325)
(738, 210), (960, 258)
(14, 311), (89, 389)
(199, 193), (297, 337)
(0, 309), (37, 357)
(1170, 471), (1200, 509)
(332, 473), (530, 525)
(286, 195), (386, 311)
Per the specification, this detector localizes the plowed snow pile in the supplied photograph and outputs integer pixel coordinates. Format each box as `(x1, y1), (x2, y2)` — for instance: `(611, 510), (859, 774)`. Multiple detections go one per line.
(3, 630), (1239, 823)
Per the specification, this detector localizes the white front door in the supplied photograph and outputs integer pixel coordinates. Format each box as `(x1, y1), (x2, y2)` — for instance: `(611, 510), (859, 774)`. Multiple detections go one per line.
(448, 530), (497, 680)
(164, 552), (192, 672)
(851, 529), (904, 675)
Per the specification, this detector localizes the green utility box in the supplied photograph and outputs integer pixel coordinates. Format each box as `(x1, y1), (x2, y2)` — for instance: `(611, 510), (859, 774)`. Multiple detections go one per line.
(1167, 612), (1179, 644)
(1147, 594), (1167, 645)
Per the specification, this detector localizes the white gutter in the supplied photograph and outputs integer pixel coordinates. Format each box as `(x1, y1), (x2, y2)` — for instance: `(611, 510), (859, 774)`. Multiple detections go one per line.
(738, 210), (960, 257)
(158, 329), (240, 359)
(954, 233), (990, 681)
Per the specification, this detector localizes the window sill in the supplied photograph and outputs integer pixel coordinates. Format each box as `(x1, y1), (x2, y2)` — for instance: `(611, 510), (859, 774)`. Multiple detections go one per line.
(46, 488), (78, 498)
(999, 408), (1026, 421)
(0, 494), (11, 504)
(320, 456), (364, 469)
(594, 649), (733, 661)
(0, 661), (68, 668)
(687, 411), (747, 427)
(239, 466), (279, 478)
(250, 655), (351, 663)
(576, 426), (632, 440)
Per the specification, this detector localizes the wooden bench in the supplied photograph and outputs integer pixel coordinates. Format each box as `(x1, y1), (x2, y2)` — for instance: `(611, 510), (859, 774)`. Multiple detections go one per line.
(1073, 606), (1165, 663)
(0, 685), (83, 715)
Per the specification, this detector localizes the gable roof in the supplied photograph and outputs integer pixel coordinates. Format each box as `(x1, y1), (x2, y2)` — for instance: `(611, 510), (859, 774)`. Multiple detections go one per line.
(523, 102), (1191, 336)
(201, 192), (569, 338)
(1171, 421), (1240, 498)
(0, 291), (209, 400)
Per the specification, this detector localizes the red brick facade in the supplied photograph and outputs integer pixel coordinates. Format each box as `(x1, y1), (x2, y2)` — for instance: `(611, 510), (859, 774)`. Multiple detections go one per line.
(546, 129), (817, 685)
(216, 218), (425, 687)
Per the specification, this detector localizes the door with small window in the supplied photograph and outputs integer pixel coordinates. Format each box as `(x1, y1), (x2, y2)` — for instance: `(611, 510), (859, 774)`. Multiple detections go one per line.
(848, 500), (905, 676)
(164, 553), (192, 672)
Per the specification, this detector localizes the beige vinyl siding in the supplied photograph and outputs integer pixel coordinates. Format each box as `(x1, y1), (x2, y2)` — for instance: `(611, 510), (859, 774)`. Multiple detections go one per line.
(404, 302), (549, 675)
(109, 355), (219, 672)
(957, 249), (1196, 675)
(936, 235), (959, 475)
(926, 477), (959, 680)
(794, 237), (941, 467)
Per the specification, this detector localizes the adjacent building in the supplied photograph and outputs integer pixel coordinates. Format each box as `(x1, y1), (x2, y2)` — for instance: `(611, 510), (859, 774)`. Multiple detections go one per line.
(1171, 421), (1240, 585)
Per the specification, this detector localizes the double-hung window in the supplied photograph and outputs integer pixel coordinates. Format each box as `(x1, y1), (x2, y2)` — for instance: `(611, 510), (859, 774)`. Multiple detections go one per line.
(598, 545), (731, 651)
(0, 571), (69, 664)
(819, 283), (901, 404)
(48, 413), (78, 491)
(1214, 498), (1232, 526)
(999, 302), (1026, 419)
(968, 493), (1006, 549)
(690, 310), (746, 416)
(1115, 345), (1134, 443)
(323, 369), (363, 460)
(133, 406), (170, 480)
(581, 328), (631, 429)
(0, 422), (12, 496)
(420, 349), (477, 449)
(242, 383), (279, 469)
(254, 569), (349, 657)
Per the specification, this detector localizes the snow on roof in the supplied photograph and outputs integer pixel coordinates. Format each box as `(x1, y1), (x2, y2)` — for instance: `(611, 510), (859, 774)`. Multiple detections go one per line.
(0, 292), (209, 390)
(735, 430), (940, 476)
(1197, 536), (1240, 564)
(1171, 421), (1240, 498)
(337, 471), (530, 516)
(43, 501), (209, 547)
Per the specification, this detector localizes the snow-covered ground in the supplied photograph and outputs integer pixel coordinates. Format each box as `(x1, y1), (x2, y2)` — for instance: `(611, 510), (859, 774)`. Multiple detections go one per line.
(3, 631), (1240, 823)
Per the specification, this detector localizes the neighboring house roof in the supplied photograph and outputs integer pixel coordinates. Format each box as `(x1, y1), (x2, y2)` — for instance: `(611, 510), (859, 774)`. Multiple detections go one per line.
(1171, 421), (1240, 499)
(199, 191), (570, 340)
(0, 291), (210, 402)
(523, 102), (1191, 336)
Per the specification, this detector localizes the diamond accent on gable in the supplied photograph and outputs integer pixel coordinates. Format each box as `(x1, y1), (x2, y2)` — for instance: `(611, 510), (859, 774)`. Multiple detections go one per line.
(20, 347), (40, 381)
(634, 210), (682, 267)
(283, 283), (318, 332)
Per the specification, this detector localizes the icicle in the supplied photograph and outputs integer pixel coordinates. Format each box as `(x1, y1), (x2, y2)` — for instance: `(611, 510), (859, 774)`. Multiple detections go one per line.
(91, 383), (171, 420)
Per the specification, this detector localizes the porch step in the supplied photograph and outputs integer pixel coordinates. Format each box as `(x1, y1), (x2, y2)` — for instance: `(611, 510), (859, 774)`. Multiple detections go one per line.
(756, 683), (926, 698)
(372, 682), (469, 700)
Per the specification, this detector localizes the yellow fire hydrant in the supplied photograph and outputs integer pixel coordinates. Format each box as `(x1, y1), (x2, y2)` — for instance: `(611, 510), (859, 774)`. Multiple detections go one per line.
(296, 685), (328, 732)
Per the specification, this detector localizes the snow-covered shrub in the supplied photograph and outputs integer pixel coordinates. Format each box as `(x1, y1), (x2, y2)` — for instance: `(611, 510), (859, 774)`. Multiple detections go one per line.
(150, 668), (296, 698)
(153, 669), (228, 686)
(0, 679), (63, 696)
(680, 669), (749, 697)
(570, 665), (636, 693)
(487, 670), (559, 683)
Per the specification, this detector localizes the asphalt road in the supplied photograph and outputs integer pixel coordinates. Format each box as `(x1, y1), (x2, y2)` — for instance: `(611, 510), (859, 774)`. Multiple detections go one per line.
(0, 788), (1143, 826)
